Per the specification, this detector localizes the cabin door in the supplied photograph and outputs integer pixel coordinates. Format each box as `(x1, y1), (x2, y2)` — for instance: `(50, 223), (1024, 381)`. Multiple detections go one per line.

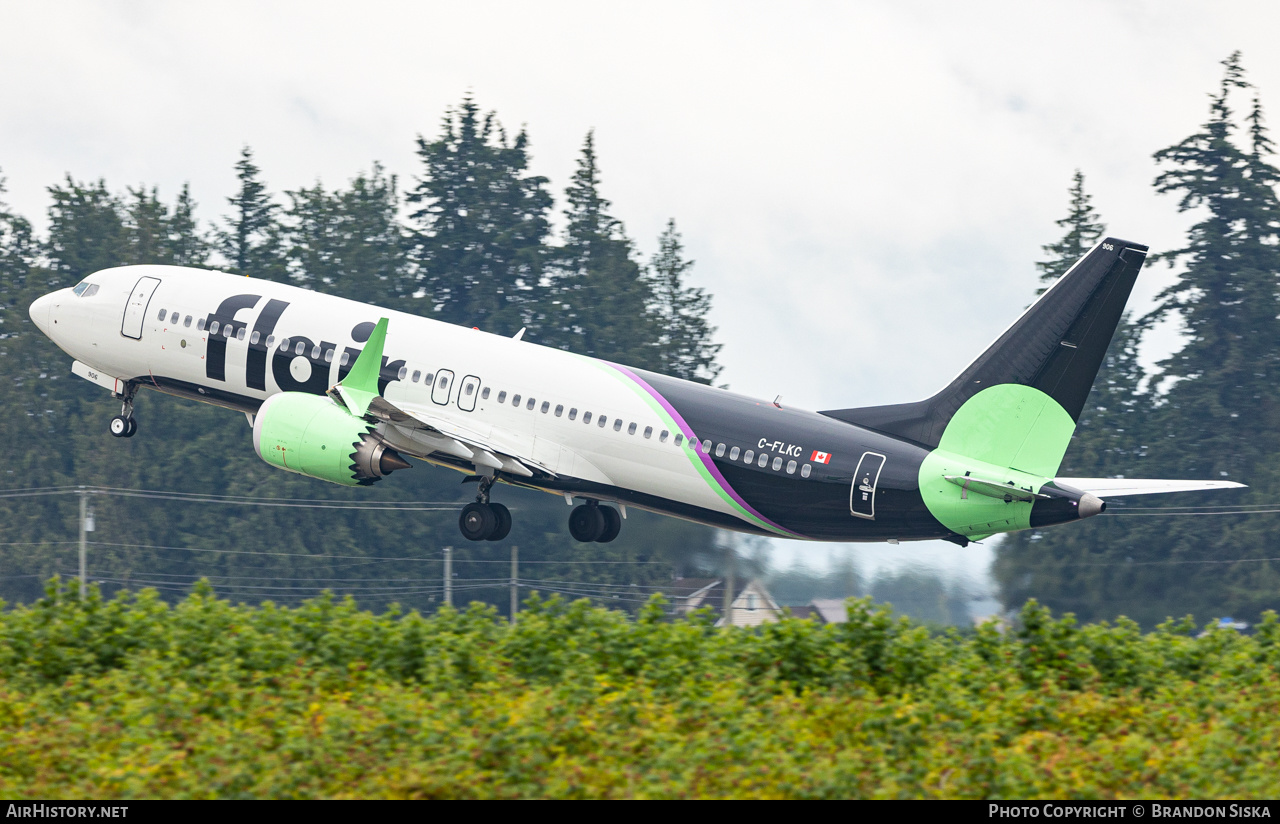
(121, 276), (161, 340)
(849, 451), (886, 520)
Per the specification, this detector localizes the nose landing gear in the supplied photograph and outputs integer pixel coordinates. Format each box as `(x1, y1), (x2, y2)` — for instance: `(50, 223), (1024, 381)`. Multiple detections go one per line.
(108, 386), (138, 438)
(458, 475), (512, 542)
(569, 502), (622, 543)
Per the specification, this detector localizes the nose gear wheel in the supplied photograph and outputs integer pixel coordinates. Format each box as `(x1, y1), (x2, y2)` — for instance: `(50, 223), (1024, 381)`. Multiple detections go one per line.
(109, 383), (138, 438)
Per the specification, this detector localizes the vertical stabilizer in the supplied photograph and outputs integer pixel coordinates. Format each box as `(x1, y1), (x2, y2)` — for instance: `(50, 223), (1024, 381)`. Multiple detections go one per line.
(821, 238), (1149, 464)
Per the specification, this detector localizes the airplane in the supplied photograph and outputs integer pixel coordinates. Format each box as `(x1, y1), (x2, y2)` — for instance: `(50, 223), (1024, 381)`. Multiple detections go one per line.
(27, 237), (1243, 546)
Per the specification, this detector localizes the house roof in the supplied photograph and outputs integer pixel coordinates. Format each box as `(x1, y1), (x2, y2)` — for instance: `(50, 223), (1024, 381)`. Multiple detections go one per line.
(786, 605), (823, 622)
(809, 598), (849, 624)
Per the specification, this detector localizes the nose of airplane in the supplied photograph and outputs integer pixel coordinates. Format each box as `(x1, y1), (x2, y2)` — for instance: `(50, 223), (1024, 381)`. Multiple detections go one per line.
(28, 292), (54, 335)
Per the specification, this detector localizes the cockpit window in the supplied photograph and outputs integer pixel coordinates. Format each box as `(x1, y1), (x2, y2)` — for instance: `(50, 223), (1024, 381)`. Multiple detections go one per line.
(72, 282), (100, 298)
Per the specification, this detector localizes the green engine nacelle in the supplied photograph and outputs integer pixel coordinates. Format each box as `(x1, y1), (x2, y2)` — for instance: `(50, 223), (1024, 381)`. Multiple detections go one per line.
(252, 392), (411, 486)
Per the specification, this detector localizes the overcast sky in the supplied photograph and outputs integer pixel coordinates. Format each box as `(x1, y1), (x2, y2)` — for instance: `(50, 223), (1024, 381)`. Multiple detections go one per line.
(3, 1), (1277, 583)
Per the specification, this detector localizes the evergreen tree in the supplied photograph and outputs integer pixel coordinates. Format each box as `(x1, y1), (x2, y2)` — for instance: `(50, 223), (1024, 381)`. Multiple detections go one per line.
(168, 184), (208, 267)
(285, 164), (410, 305)
(407, 98), (552, 336)
(545, 131), (658, 366)
(217, 146), (287, 281)
(1036, 170), (1105, 295)
(44, 176), (127, 283)
(123, 184), (209, 267)
(1147, 51), (1280, 475)
(0, 171), (39, 297)
(649, 219), (722, 383)
(995, 54), (1280, 627)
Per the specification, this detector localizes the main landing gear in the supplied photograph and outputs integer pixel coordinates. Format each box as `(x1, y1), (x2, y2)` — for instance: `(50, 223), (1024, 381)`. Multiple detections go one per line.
(569, 501), (622, 543)
(458, 475), (512, 542)
(108, 385), (138, 438)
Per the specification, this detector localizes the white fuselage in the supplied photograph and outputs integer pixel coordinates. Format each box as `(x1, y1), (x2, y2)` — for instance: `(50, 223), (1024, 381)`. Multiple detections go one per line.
(30, 264), (826, 536)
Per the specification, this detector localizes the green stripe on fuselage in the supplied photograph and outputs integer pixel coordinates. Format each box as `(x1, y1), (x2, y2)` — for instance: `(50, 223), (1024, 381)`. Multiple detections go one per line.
(918, 384), (1076, 537)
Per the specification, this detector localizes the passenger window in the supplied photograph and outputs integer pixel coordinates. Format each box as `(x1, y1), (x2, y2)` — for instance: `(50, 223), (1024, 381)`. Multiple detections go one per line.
(583, 412), (593, 424)
(744, 449), (754, 463)
(801, 464), (812, 479)
(236, 327), (246, 340)
(498, 391), (507, 403)
(295, 342), (306, 355)
(209, 321), (220, 335)
(439, 376), (449, 390)
(527, 398), (535, 410)
(223, 325), (233, 338)
(324, 349), (333, 363)
(702, 439), (712, 453)
(568, 408), (577, 421)
(397, 366), (408, 380)
(340, 351), (349, 365)
(466, 383), (475, 396)
(279, 338), (289, 351)
(412, 370), (421, 383)
(786, 460), (797, 474)
(425, 373), (434, 385)
(541, 401), (549, 414)
(644, 426), (653, 439)
(184, 315), (192, 328)
(772, 457), (783, 471)
(674, 434), (684, 446)
(599, 416), (608, 428)
(713, 443), (723, 457)
(628, 422), (637, 435)
(308, 344), (318, 357)
(554, 404), (563, 417)
(729, 446), (740, 460)
(659, 430), (669, 443)
(251, 331), (260, 344)
(482, 388), (490, 400)
(157, 309), (167, 320)
(513, 394), (521, 406)
(197, 318), (206, 331)
(613, 419), (623, 432)
(758, 453), (769, 468)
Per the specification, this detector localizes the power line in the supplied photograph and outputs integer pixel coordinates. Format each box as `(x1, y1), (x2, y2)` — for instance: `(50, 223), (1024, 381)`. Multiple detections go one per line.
(1110, 509), (1280, 516)
(81, 540), (667, 565)
(1056, 556), (1280, 567)
(0, 485), (463, 510)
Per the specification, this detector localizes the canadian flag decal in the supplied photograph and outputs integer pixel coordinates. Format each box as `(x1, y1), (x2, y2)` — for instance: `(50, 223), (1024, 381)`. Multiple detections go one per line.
(811, 450), (832, 464)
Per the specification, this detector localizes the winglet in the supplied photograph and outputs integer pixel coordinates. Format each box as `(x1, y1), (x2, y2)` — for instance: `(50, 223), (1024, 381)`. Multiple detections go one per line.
(332, 317), (388, 418)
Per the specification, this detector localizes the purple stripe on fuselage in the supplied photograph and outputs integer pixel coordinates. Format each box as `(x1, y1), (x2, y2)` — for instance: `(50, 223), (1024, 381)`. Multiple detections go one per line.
(607, 363), (806, 538)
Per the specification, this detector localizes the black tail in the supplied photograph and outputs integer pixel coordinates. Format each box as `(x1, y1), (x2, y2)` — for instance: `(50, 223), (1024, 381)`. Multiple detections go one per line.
(821, 237), (1150, 448)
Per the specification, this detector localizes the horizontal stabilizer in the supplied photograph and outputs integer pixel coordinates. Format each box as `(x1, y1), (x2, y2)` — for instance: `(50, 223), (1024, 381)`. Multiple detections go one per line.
(944, 475), (1049, 502)
(1056, 478), (1247, 497)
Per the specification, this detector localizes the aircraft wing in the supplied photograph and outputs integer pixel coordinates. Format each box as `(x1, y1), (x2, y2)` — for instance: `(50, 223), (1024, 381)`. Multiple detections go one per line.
(1054, 478), (1247, 497)
(329, 388), (552, 478)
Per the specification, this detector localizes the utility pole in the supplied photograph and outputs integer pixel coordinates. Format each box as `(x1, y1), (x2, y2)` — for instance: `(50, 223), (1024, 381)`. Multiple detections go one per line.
(510, 545), (518, 624)
(443, 546), (452, 607)
(78, 487), (88, 600)
(722, 544), (736, 627)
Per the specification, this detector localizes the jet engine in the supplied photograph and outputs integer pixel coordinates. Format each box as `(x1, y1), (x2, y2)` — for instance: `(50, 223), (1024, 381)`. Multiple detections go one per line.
(252, 392), (411, 486)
